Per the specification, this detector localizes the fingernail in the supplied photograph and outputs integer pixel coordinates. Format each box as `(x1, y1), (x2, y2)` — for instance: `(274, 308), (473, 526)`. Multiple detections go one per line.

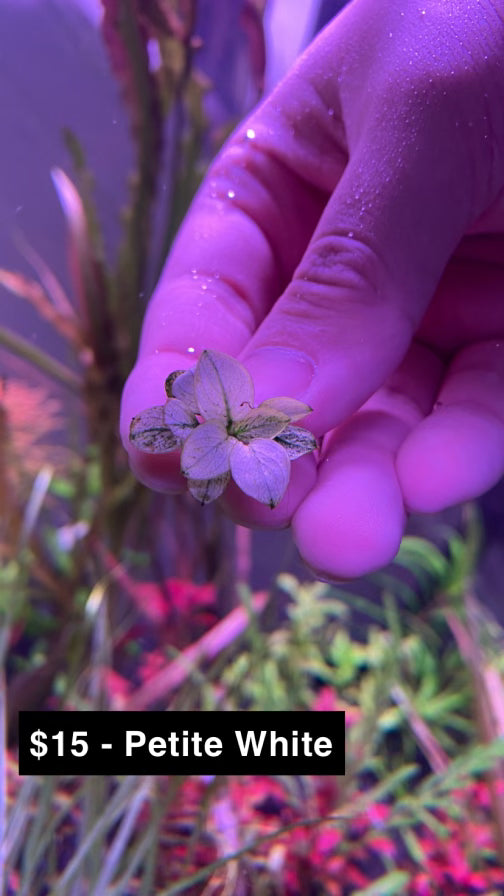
(243, 347), (315, 404)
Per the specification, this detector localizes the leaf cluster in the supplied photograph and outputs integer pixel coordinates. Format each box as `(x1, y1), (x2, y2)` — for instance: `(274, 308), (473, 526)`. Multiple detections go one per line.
(130, 349), (317, 506)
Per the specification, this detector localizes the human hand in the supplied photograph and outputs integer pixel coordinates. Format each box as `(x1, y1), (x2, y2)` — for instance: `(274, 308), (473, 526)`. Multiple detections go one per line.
(121, 0), (504, 579)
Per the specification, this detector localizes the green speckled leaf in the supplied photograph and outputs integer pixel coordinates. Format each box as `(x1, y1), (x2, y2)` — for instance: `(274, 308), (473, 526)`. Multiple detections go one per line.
(260, 397), (312, 421)
(187, 473), (230, 505)
(231, 406), (289, 443)
(129, 405), (178, 453)
(274, 425), (317, 459)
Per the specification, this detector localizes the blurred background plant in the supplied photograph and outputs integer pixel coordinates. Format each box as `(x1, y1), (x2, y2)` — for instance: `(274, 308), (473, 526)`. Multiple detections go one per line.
(2, 1), (504, 894)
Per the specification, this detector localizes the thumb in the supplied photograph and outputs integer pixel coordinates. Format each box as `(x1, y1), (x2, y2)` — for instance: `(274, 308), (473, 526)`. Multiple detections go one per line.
(241, 92), (485, 437)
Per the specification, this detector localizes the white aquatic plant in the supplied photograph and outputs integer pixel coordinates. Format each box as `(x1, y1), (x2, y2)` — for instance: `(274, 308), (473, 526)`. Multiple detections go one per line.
(129, 349), (317, 506)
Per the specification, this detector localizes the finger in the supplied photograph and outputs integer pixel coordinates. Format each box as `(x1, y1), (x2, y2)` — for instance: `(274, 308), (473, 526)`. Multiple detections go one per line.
(397, 341), (504, 512)
(121, 0), (498, 484)
(121, 350), (189, 492)
(239, 0), (502, 431)
(242, 109), (486, 435)
(219, 454), (317, 530)
(292, 344), (443, 580)
(416, 245), (504, 354)
(123, 52), (351, 386)
(120, 43), (347, 480)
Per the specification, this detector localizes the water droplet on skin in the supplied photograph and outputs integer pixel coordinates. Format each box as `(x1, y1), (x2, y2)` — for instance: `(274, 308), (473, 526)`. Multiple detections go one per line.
(201, 283), (208, 291)
(187, 347), (196, 354)
(227, 189), (236, 199)
(246, 128), (256, 140)
(328, 107), (335, 117)
(348, 231), (354, 238)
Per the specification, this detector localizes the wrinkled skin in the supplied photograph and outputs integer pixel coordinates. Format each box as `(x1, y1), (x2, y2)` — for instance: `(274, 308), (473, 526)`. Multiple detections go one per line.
(121, 0), (504, 580)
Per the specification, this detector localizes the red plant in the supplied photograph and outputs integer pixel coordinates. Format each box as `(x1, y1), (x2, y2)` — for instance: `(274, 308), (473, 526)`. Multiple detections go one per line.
(0, 377), (68, 485)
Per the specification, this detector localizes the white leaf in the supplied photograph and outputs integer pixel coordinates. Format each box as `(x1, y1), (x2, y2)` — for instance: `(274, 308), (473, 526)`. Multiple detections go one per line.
(129, 406), (179, 453)
(187, 473), (230, 505)
(260, 397), (312, 421)
(169, 368), (199, 414)
(194, 350), (254, 423)
(162, 398), (198, 444)
(231, 406), (289, 443)
(274, 425), (318, 459)
(181, 421), (232, 479)
(230, 438), (290, 508)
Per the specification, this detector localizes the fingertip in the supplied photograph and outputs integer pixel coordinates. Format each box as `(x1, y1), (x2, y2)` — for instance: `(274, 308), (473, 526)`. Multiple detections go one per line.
(120, 351), (195, 449)
(397, 405), (504, 512)
(219, 454), (317, 529)
(293, 458), (406, 580)
(127, 447), (186, 494)
(120, 351), (192, 493)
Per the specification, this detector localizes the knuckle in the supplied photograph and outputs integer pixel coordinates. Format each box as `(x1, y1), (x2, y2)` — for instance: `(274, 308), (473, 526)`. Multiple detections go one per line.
(285, 233), (417, 344)
(292, 234), (386, 312)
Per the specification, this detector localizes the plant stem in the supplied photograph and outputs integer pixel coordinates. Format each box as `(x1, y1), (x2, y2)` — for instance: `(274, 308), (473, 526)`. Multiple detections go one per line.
(0, 327), (82, 394)
(124, 591), (268, 710)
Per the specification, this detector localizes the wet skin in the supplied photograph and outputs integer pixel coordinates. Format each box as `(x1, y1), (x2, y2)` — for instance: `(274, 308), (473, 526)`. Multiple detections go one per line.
(121, 0), (504, 579)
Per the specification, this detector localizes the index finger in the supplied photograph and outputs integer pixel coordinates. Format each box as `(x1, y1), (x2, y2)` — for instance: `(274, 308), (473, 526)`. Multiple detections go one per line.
(120, 56), (347, 450)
